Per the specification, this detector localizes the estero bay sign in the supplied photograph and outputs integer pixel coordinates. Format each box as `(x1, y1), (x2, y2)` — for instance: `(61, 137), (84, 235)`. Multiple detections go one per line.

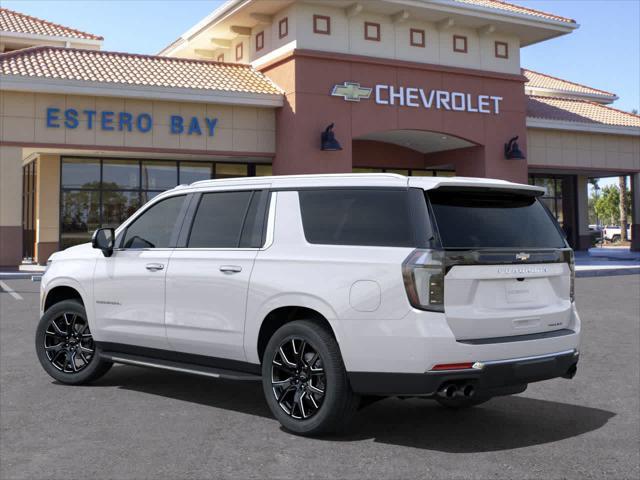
(331, 81), (503, 114)
(45, 107), (220, 136)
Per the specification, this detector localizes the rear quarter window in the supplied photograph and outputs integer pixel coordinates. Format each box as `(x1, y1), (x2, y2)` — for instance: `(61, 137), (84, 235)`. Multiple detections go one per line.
(298, 189), (415, 247)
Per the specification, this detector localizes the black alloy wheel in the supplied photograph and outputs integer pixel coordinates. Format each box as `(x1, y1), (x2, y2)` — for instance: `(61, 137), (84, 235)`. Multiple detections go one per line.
(271, 337), (326, 419)
(44, 311), (94, 373)
(36, 300), (112, 385)
(261, 320), (359, 436)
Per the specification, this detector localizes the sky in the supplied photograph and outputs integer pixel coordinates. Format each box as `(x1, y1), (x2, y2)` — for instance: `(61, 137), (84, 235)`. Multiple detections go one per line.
(2, 0), (638, 113)
(2, 0), (638, 187)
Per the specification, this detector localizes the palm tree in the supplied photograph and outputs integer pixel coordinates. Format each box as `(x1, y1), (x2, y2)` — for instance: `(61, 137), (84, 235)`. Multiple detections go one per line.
(589, 178), (600, 227)
(619, 176), (628, 242)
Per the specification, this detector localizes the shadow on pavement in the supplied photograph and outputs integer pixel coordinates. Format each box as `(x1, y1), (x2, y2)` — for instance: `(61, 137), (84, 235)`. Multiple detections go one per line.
(88, 365), (615, 453)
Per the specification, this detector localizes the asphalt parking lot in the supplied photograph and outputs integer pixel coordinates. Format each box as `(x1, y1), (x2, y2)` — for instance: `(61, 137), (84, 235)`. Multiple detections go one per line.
(1, 275), (639, 480)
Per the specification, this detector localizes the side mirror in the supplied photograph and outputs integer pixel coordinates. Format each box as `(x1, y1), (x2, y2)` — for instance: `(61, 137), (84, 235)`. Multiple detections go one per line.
(92, 228), (115, 257)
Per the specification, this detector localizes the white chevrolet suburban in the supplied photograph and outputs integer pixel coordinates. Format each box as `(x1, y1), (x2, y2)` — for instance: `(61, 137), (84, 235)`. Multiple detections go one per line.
(36, 174), (580, 435)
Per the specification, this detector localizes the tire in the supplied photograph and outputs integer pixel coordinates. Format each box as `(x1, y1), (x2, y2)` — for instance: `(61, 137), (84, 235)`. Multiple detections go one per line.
(35, 300), (112, 385)
(611, 234), (621, 243)
(435, 395), (491, 409)
(261, 320), (359, 436)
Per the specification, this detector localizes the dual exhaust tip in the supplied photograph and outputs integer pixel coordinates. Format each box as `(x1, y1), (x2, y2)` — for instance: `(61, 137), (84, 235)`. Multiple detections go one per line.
(438, 383), (475, 399)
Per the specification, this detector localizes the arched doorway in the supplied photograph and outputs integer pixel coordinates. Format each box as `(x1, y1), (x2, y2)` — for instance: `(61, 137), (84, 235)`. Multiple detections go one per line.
(352, 129), (484, 176)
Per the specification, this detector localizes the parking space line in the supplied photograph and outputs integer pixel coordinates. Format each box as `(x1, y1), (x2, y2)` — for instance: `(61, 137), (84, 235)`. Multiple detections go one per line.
(0, 281), (23, 300)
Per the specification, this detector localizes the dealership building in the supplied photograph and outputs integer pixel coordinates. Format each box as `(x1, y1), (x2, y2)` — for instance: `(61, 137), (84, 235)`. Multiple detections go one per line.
(1, 0), (639, 266)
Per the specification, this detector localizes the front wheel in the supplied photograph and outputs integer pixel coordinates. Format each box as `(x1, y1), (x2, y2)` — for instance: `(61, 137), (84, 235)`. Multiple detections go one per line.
(261, 320), (359, 436)
(35, 300), (112, 385)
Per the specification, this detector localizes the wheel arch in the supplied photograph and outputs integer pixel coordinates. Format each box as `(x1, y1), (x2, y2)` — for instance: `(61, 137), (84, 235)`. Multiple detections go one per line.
(256, 306), (338, 364)
(43, 282), (86, 312)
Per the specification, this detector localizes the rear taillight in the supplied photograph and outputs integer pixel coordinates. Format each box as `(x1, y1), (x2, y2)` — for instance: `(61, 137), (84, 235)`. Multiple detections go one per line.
(402, 249), (445, 312)
(563, 250), (575, 302)
(569, 251), (575, 302)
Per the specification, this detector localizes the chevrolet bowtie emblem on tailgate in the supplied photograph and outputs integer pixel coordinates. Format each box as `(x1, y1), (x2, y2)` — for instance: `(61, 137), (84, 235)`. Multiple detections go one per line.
(515, 252), (531, 261)
(331, 82), (372, 102)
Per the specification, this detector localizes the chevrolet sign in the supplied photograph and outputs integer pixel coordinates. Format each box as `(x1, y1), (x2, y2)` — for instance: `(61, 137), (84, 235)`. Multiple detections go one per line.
(331, 81), (503, 114)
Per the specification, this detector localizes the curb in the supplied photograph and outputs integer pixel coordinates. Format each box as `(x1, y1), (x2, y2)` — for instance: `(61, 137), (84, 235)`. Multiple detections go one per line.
(0, 273), (42, 281)
(576, 268), (640, 278)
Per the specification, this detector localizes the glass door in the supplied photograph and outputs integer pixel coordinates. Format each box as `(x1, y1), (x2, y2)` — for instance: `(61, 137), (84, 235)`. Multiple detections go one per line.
(22, 161), (37, 262)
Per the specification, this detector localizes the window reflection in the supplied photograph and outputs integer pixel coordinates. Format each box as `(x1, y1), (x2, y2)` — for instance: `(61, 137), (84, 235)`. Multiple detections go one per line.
(529, 175), (564, 227)
(180, 162), (213, 184)
(142, 161), (178, 190)
(102, 191), (140, 228)
(103, 160), (139, 189)
(255, 164), (273, 176)
(60, 158), (268, 249)
(60, 190), (100, 249)
(62, 158), (100, 189)
(216, 163), (247, 179)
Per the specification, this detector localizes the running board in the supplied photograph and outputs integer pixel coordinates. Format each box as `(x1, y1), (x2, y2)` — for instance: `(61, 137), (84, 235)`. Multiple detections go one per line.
(100, 352), (262, 381)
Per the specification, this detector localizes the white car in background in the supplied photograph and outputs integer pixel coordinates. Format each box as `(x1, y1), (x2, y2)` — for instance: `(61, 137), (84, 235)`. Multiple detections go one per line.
(602, 225), (632, 242)
(36, 174), (581, 436)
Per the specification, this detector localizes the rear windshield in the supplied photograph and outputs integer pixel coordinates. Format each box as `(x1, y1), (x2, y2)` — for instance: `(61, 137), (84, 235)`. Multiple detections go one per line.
(427, 189), (566, 249)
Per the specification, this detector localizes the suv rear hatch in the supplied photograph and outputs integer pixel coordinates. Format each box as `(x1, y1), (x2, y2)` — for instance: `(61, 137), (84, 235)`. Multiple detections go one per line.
(426, 186), (573, 341)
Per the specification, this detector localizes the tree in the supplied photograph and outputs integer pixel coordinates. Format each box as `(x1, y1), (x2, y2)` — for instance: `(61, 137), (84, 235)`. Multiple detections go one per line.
(594, 185), (631, 226)
(619, 176), (628, 241)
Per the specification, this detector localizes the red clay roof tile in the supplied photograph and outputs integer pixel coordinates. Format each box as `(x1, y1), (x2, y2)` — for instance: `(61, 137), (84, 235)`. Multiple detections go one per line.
(0, 46), (282, 96)
(527, 96), (640, 128)
(0, 7), (102, 41)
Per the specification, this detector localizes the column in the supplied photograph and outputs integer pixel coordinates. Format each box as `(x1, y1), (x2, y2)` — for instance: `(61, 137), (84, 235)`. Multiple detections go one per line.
(576, 175), (591, 250)
(632, 172), (640, 252)
(0, 146), (24, 266)
(36, 154), (61, 264)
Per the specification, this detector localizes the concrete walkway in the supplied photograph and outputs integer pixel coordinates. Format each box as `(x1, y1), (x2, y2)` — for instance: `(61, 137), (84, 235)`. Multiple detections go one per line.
(575, 247), (640, 277)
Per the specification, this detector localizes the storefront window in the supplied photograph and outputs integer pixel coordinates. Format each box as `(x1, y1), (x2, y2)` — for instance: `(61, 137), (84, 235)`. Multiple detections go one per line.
(142, 161), (178, 190)
(352, 168), (455, 176)
(61, 158), (100, 189)
(255, 164), (273, 176)
(410, 170), (433, 177)
(60, 157), (269, 249)
(217, 163), (248, 179)
(180, 162), (213, 184)
(103, 160), (140, 190)
(529, 175), (564, 227)
(60, 190), (100, 249)
(102, 191), (141, 228)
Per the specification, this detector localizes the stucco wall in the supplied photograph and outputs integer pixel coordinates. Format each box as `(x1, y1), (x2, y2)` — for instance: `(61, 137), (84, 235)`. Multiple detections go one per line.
(203, 4), (520, 75)
(0, 145), (22, 265)
(262, 51), (528, 182)
(0, 91), (276, 154)
(527, 128), (640, 172)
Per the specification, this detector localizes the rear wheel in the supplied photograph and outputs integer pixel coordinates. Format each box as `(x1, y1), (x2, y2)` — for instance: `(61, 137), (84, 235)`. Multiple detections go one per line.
(35, 300), (112, 385)
(261, 320), (359, 436)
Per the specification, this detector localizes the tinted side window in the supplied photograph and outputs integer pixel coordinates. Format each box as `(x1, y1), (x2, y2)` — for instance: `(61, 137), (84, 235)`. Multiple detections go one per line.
(188, 191), (253, 248)
(122, 195), (186, 248)
(239, 190), (270, 248)
(298, 189), (414, 247)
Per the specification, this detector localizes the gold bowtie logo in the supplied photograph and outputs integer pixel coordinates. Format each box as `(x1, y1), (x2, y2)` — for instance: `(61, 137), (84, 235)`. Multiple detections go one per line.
(331, 82), (372, 102)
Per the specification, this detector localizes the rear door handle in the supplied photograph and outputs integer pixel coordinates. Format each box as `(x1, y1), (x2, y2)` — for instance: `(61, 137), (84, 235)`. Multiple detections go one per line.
(220, 265), (242, 274)
(145, 263), (165, 272)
